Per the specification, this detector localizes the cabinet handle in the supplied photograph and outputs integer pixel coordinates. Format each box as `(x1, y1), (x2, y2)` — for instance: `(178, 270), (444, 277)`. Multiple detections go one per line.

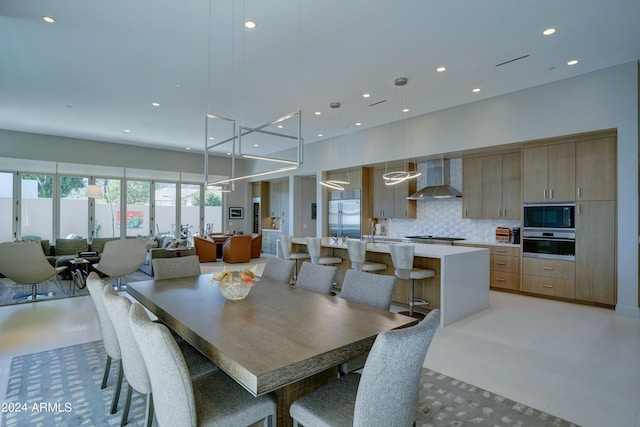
(496, 249), (506, 252)
(543, 284), (553, 288)
(543, 189), (547, 199)
(495, 262), (506, 266)
(578, 204), (581, 215)
(577, 187), (582, 199)
(543, 267), (554, 270)
(550, 189), (554, 199)
(503, 208), (507, 217)
(465, 208), (468, 217)
(498, 208), (502, 217)
(495, 278), (506, 281)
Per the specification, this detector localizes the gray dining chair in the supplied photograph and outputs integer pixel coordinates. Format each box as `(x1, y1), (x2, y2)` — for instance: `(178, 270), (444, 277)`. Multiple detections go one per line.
(103, 287), (219, 427)
(346, 239), (387, 272)
(152, 255), (201, 279)
(290, 309), (440, 427)
(338, 269), (396, 375)
(129, 303), (276, 427)
(389, 243), (435, 316)
(305, 237), (342, 266)
(86, 272), (123, 415)
(261, 257), (295, 284)
(294, 261), (337, 294)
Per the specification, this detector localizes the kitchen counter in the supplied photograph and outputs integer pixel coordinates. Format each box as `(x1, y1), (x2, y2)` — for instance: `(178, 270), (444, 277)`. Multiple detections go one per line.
(292, 237), (489, 327)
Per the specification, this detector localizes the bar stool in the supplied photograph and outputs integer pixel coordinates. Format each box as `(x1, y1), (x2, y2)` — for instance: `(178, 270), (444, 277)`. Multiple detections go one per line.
(278, 235), (310, 280)
(389, 243), (435, 317)
(346, 240), (387, 273)
(306, 237), (342, 266)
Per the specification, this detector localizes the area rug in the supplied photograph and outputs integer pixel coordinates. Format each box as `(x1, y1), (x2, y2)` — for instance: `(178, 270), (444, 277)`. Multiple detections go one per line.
(2, 341), (579, 427)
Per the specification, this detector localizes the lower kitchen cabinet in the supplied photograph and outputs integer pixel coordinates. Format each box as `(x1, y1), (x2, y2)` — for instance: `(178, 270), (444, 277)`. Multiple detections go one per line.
(489, 246), (520, 290)
(522, 258), (575, 299)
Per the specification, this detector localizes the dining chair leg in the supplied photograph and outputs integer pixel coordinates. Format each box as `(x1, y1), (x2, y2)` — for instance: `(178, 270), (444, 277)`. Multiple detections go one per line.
(120, 384), (132, 426)
(110, 361), (124, 414)
(31, 284), (37, 301)
(101, 356), (112, 389)
(408, 278), (415, 317)
(144, 393), (154, 427)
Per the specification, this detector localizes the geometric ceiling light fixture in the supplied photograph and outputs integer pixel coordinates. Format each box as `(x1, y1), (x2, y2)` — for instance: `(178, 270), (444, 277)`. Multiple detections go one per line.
(382, 77), (421, 186)
(319, 101), (349, 191)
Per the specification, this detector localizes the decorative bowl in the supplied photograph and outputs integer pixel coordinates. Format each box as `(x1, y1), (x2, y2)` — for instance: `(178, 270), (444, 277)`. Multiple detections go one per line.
(219, 279), (252, 301)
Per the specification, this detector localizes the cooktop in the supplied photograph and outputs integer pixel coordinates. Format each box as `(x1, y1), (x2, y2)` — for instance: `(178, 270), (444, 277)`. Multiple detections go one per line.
(404, 235), (466, 242)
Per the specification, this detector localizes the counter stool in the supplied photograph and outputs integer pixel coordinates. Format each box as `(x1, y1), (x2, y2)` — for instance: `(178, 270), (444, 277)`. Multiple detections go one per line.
(306, 237), (342, 266)
(346, 240), (387, 273)
(279, 235), (310, 280)
(389, 243), (435, 317)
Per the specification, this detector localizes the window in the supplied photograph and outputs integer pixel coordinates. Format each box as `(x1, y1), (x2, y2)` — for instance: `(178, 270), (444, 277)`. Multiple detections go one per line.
(0, 172), (13, 242)
(155, 182), (176, 237)
(126, 180), (150, 237)
(94, 178), (121, 238)
(204, 187), (223, 234)
(180, 183), (200, 238)
(20, 173), (53, 241)
(59, 176), (89, 239)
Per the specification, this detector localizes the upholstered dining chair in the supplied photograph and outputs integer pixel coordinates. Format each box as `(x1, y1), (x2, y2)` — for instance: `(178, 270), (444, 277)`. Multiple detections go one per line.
(346, 239), (387, 273)
(294, 261), (337, 295)
(305, 237), (342, 267)
(152, 255), (201, 280)
(103, 287), (219, 427)
(338, 269), (396, 375)
(389, 243), (435, 317)
(193, 236), (219, 262)
(260, 257), (295, 284)
(290, 309), (441, 427)
(129, 303), (276, 427)
(86, 272), (123, 415)
(0, 241), (67, 301)
(278, 235), (309, 279)
(93, 239), (147, 290)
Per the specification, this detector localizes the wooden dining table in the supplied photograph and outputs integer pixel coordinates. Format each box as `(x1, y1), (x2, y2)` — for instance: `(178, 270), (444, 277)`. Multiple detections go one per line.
(127, 274), (417, 427)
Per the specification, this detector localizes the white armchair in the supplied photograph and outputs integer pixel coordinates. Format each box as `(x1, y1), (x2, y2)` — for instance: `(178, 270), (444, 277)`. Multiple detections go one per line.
(93, 239), (147, 289)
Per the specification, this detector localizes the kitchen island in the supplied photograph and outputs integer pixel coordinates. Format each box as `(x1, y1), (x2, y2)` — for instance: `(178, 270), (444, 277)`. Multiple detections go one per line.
(292, 237), (489, 327)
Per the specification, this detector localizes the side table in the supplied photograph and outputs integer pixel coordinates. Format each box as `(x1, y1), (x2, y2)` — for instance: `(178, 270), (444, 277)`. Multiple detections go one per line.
(70, 258), (91, 293)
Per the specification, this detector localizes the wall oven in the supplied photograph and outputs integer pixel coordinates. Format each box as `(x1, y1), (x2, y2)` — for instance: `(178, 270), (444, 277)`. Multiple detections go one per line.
(522, 203), (576, 261)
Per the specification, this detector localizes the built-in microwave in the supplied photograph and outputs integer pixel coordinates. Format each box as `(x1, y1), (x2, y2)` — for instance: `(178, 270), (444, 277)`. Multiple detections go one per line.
(523, 203), (575, 230)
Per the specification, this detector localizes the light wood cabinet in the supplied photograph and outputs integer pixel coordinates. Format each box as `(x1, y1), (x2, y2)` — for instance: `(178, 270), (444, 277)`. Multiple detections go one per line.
(522, 258), (575, 298)
(575, 200), (616, 304)
(372, 168), (416, 218)
(463, 152), (520, 219)
(455, 243), (520, 290)
(523, 142), (575, 202)
(575, 137), (616, 201)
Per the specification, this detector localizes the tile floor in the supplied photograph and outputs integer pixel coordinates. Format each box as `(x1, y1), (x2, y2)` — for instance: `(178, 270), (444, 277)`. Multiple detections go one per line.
(1, 288), (639, 427)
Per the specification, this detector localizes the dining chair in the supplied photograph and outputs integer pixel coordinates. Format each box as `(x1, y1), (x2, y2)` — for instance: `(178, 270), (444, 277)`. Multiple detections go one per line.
(103, 288), (219, 427)
(0, 241), (67, 301)
(152, 255), (201, 279)
(338, 269), (396, 375)
(346, 239), (387, 273)
(389, 243), (435, 317)
(86, 272), (123, 415)
(129, 302), (276, 427)
(290, 309), (440, 427)
(278, 235), (309, 279)
(93, 239), (148, 290)
(294, 261), (337, 294)
(260, 257), (295, 284)
(305, 237), (342, 266)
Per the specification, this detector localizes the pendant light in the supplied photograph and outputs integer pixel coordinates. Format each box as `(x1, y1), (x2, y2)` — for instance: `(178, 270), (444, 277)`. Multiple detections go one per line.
(382, 77), (421, 186)
(319, 101), (350, 190)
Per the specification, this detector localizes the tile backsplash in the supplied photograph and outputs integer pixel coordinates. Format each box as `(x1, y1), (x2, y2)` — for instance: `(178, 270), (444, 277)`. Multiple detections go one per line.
(383, 159), (520, 242)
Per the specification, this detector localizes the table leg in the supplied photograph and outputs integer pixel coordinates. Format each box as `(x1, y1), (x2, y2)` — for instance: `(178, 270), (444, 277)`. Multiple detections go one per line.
(273, 366), (338, 427)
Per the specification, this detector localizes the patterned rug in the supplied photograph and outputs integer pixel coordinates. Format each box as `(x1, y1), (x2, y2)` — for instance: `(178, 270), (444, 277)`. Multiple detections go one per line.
(2, 341), (578, 427)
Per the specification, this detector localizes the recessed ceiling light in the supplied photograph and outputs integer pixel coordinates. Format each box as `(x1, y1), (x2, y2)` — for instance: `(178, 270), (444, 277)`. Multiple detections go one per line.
(362, 93), (371, 98)
(209, 137), (215, 140)
(186, 147), (191, 150)
(318, 133), (324, 137)
(175, 83), (182, 88)
(436, 66), (447, 73)
(314, 111), (321, 115)
(151, 102), (160, 107)
(472, 88), (481, 93)
(253, 144), (259, 147)
(123, 129), (131, 133)
(43, 16), (55, 24)
(402, 108), (409, 113)
(542, 27), (557, 36)
(355, 122), (362, 126)
(277, 125), (283, 128)
(244, 21), (257, 29)
(226, 152), (231, 156)
(567, 59), (579, 66)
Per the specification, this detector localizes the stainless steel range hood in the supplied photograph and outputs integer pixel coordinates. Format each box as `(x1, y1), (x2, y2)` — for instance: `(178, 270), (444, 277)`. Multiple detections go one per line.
(407, 159), (462, 200)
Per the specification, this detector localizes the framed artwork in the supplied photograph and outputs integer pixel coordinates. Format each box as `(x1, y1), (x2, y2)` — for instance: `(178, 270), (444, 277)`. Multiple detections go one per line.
(311, 202), (317, 220)
(229, 207), (244, 219)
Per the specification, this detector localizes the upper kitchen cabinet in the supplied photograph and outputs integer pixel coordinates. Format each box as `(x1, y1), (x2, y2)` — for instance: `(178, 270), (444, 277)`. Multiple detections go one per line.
(575, 137), (616, 201)
(523, 142), (575, 202)
(463, 152), (520, 219)
(372, 167), (416, 219)
(269, 180), (289, 218)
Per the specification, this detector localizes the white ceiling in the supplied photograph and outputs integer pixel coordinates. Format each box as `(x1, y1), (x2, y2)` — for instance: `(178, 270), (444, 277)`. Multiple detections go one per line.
(1, 0), (639, 157)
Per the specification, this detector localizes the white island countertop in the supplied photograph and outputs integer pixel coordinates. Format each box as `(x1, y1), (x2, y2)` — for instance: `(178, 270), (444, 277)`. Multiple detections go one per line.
(292, 237), (490, 327)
